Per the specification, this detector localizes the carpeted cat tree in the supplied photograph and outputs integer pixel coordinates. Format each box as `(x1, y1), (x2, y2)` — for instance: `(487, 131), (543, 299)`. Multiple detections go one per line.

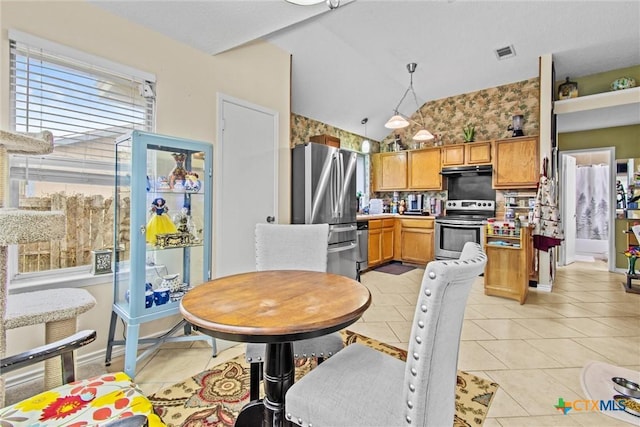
(0, 130), (67, 406)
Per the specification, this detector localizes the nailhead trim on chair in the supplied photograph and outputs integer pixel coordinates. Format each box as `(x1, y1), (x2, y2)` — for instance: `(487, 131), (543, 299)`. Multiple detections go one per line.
(406, 415), (412, 423)
(425, 289), (431, 296)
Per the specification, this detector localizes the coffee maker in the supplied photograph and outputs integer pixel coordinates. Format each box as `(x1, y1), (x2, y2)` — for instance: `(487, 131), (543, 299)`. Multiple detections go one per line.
(406, 194), (424, 214)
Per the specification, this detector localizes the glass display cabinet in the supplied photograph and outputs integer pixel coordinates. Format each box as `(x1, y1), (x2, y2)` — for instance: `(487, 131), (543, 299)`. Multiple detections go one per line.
(106, 130), (216, 378)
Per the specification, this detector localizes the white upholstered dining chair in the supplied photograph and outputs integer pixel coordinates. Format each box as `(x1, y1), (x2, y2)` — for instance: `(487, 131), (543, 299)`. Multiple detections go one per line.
(284, 242), (487, 427)
(245, 223), (344, 400)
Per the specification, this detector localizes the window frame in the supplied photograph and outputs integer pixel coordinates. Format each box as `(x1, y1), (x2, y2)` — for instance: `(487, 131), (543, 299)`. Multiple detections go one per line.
(7, 30), (156, 291)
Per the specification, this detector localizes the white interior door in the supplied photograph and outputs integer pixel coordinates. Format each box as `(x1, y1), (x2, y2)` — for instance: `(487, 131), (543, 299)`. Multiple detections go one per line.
(561, 154), (577, 265)
(216, 95), (278, 277)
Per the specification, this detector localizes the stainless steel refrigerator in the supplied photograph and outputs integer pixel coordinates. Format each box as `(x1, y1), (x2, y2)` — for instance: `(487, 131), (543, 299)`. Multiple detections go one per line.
(292, 142), (358, 279)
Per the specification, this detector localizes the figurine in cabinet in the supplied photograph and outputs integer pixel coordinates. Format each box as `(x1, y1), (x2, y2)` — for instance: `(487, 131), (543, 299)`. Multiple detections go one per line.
(169, 153), (187, 189)
(184, 171), (201, 192)
(146, 197), (177, 244)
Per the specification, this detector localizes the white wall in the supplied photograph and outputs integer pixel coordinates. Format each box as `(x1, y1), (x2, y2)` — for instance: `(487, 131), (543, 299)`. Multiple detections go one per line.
(1, 1), (291, 377)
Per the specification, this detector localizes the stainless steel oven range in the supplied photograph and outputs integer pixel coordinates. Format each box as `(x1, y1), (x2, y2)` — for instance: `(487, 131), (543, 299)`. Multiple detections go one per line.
(435, 199), (495, 260)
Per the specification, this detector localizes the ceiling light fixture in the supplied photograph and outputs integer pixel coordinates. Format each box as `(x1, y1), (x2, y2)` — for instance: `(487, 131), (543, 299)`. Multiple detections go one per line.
(384, 63), (434, 141)
(361, 117), (370, 154)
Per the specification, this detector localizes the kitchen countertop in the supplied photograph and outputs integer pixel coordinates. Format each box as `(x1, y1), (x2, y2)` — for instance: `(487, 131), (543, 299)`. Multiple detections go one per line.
(357, 214), (435, 221)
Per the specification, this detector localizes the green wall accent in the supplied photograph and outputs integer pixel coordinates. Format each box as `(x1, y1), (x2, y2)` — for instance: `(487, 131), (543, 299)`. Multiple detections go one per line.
(558, 125), (640, 159)
(556, 65), (640, 97)
(554, 64), (640, 270)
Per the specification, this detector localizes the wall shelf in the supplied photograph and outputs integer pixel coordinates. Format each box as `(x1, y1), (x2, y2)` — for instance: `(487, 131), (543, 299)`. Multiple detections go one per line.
(554, 87), (640, 133)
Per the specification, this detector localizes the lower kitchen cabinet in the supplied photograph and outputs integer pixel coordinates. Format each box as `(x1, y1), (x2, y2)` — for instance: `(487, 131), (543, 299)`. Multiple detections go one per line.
(368, 226), (382, 266)
(483, 225), (532, 304)
(382, 220), (394, 262)
(399, 219), (434, 264)
(368, 218), (395, 267)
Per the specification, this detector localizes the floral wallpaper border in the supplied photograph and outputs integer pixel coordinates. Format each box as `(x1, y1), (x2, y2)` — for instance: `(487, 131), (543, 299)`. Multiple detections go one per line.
(290, 77), (539, 154)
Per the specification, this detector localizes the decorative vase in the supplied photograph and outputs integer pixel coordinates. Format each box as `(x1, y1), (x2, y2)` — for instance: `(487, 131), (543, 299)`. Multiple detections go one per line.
(611, 77), (636, 91)
(558, 77), (578, 99)
(628, 256), (637, 275)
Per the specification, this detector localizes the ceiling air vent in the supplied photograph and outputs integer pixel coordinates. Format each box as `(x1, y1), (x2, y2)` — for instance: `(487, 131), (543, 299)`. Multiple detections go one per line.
(495, 45), (516, 60)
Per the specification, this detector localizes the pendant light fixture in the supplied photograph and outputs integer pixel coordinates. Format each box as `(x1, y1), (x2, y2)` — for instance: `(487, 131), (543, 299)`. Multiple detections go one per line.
(384, 63), (434, 142)
(361, 117), (370, 154)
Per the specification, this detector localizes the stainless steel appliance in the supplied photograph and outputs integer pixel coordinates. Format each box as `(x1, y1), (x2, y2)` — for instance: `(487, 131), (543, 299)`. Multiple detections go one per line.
(435, 200), (495, 260)
(405, 194), (425, 215)
(292, 142), (358, 279)
(436, 165), (495, 259)
(356, 221), (368, 280)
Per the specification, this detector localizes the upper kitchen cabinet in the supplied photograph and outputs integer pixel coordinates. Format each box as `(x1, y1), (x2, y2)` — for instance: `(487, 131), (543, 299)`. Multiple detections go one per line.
(408, 147), (443, 190)
(493, 136), (539, 189)
(309, 134), (341, 148)
(441, 141), (492, 167)
(372, 152), (407, 191)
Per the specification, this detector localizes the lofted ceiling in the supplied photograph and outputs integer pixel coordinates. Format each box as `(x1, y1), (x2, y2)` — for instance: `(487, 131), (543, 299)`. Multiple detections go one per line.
(89, 0), (640, 142)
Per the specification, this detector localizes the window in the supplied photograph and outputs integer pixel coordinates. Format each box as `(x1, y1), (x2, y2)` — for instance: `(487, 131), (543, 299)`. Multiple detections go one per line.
(8, 31), (155, 281)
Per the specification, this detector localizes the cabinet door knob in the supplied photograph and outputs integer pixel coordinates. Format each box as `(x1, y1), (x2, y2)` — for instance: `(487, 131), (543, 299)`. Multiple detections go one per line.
(266, 216), (275, 223)
(140, 226), (146, 234)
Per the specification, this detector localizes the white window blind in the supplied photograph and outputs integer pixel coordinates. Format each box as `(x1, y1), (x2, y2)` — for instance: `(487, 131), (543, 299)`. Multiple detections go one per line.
(9, 34), (155, 186)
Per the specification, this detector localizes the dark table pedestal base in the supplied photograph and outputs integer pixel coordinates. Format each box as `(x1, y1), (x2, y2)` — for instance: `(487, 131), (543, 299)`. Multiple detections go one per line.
(236, 342), (294, 427)
(624, 273), (640, 294)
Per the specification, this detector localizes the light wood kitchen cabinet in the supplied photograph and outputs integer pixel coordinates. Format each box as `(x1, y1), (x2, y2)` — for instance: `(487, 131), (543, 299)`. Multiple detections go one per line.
(441, 141), (492, 167)
(368, 224), (382, 267)
(408, 148), (442, 190)
(368, 218), (395, 267)
(492, 136), (539, 189)
(483, 226), (532, 304)
(381, 219), (395, 262)
(398, 218), (434, 265)
(372, 152), (407, 191)
(309, 134), (340, 148)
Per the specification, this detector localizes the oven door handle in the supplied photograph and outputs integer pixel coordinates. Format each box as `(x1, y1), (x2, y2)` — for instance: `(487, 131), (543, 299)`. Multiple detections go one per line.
(436, 221), (485, 228)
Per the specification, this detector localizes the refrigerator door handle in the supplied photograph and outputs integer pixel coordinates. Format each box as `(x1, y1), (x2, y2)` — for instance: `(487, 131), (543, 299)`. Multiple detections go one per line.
(331, 224), (357, 233)
(327, 241), (357, 253)
(337, 152), (344, 218)
(331, 152), (339, 219)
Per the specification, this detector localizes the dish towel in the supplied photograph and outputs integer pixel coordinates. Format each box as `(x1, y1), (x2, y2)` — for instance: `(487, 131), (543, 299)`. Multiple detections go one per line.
(533, 174), (564, 251)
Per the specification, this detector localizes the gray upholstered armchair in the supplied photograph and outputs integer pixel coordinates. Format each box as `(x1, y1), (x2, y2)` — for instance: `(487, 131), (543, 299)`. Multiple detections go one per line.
(245, 223), (344, 400)
(284, 242), (487, 427)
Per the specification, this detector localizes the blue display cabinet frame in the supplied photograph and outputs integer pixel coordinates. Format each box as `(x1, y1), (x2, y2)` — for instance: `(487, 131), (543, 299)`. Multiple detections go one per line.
(106, 130), (216, 378)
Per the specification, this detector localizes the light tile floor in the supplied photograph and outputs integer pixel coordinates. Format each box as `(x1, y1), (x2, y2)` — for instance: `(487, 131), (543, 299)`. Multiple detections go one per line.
(23, 260), (640, 426)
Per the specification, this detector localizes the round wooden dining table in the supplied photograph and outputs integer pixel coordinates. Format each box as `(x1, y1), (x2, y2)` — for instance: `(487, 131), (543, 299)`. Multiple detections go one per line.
(180, 270), (372, 427)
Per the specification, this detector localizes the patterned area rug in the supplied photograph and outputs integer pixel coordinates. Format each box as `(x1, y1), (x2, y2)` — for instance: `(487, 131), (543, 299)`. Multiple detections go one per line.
(148, 330), (498, 427)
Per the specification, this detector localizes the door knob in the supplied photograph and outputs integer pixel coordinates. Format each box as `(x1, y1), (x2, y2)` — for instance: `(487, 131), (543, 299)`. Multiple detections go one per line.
(266, 216), (275, 223)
